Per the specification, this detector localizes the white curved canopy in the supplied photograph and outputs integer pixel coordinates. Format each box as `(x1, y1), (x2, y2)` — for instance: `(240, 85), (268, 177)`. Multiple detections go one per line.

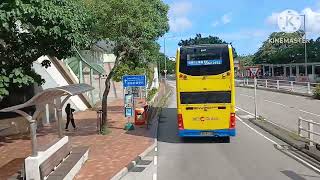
(0, 83), (94, 112)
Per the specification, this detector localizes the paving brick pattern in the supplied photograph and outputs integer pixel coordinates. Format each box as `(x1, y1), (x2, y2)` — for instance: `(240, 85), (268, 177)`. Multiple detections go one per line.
(0, 99), (156, 180)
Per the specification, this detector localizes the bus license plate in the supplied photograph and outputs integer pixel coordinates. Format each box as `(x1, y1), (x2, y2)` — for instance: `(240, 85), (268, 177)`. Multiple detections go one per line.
(201, 132), (213, 136)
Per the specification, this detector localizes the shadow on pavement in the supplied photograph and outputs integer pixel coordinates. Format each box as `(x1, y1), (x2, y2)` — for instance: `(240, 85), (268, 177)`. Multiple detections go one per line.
(157, 108), (230, 144)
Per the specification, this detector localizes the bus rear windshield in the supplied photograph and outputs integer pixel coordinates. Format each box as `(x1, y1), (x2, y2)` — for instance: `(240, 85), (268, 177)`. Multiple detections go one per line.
(180, 91), (231, 104)
(179, 46), (230, 76)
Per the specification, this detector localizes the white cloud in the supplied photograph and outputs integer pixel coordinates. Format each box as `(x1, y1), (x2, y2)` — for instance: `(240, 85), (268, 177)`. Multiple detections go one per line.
(212, 21), (219, 27)
(217, 29), (270, 41)
(221, 13), (232, 24)
(266, 8), (320, 35)
(266, 12), (279, 25)
(170, 1), (192, 17)
(169, 1), (193, 32)
(301, 8), (320, 35)
(211, 13), (232, 28)
(169, 17), (192, 32)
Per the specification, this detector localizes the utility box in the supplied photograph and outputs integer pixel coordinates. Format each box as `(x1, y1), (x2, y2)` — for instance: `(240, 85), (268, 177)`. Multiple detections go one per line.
(134, 108), (146, 125)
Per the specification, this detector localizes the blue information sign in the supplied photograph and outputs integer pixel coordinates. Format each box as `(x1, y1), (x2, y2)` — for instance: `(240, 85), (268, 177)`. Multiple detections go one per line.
(125, 107), (133, 117)
(123, 75), (146, 87)
(187, 59), (222, 66)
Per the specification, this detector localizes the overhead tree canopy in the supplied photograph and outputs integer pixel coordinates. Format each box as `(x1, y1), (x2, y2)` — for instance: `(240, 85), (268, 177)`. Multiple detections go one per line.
(178, 34), (238, 57)
(0, 0), (95, 98)
(82, 0), (169, 133)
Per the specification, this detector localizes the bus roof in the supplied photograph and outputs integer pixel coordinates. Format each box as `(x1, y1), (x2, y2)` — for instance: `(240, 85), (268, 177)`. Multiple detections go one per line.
(181, 44), (230, 49)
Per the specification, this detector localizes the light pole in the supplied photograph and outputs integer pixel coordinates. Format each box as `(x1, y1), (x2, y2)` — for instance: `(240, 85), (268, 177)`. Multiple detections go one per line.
(300, 14), (308, 76)
(162, 35), (176, 80)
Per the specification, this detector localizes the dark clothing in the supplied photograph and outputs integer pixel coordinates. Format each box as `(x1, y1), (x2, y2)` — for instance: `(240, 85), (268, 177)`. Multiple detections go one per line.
(66, 117), (76, 129)
(65, 106), (76, 129)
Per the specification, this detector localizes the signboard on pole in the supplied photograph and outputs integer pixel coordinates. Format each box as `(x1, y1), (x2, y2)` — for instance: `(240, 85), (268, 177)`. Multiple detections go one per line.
(249, 68), (259, 76)
(125, 107), (133, 117)
(123, 75), (146, 88)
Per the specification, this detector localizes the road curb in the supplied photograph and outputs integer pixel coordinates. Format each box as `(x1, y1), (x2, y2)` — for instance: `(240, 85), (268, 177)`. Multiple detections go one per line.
(249, 118), (320, 162)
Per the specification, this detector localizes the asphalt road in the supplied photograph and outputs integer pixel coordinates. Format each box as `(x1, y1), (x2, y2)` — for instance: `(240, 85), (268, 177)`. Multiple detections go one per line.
(124, 81), (320, 180)
(236, 87), (320, 137)
(156, 82), (320, 180)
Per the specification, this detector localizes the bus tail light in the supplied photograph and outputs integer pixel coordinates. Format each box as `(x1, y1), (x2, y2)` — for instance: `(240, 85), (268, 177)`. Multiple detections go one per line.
(179, 74), (184, 78)
(230, 113), (236, 128)
(178, 114), (184, 130)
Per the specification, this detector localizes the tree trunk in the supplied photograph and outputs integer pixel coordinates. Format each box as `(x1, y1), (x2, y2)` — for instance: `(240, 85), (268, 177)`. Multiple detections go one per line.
(100, 52), (125, 133)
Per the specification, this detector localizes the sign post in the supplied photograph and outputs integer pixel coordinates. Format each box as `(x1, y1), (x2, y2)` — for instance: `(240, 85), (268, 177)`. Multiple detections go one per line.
(122, 75), (147, 130)
(250, 68), (259, 120)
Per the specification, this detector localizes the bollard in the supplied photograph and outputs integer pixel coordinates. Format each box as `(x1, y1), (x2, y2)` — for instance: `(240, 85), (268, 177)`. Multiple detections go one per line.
(276, 80), (280, 90)
(265, 79), (268, 88)
(308, 120), (314, 147)
(96, 110), (103, 133)
(298, 117), (302, 137)
(290, 81), (294, 91)
(307, 82), (311, 94)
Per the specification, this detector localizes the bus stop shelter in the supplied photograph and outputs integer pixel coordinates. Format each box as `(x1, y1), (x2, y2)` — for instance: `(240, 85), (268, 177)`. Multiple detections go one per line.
(0, 83), (94, 156)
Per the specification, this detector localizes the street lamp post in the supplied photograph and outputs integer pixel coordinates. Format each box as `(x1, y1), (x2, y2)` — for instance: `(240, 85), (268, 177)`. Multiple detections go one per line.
(300, 14), (308, 76)
(163, 37), (167, 80)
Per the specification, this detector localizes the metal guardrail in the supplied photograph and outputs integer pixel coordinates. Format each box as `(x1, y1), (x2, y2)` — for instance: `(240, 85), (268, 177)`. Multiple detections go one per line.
(298, 117), (320, 146)
(236, 79), (320, 95)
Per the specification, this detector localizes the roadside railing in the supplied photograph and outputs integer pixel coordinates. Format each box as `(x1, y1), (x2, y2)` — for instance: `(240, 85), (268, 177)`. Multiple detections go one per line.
(298, 117), (320, 147)
(236, 79), (319, 95)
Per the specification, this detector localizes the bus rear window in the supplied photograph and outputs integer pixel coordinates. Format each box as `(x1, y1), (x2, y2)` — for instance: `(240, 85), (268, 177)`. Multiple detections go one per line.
(179, 45), (230, 76)
(180, 91), (231, 104)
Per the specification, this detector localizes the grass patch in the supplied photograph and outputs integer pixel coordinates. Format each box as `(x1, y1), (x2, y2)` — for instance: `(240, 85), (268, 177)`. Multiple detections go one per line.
(147, 88), (158, 102)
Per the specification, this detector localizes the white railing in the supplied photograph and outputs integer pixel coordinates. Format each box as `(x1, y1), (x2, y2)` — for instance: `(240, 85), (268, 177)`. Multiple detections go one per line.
(298, 117), (320, 147)
(236, 79), (320, 95)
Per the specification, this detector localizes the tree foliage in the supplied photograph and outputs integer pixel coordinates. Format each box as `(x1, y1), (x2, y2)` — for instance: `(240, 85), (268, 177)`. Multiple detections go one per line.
(253, 31), (320, 64)
(237, 55), (254, 66)
(178, 34), (238, 57)
(82, 0), (169, 131)
(0, 0), (95, 98)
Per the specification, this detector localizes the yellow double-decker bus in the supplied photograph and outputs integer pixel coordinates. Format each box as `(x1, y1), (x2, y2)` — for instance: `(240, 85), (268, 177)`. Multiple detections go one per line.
(176, 44), (236, 140)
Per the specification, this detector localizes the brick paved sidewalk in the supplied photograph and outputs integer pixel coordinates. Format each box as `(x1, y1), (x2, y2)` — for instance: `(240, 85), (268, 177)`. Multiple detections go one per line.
(0, 99), (157, 180)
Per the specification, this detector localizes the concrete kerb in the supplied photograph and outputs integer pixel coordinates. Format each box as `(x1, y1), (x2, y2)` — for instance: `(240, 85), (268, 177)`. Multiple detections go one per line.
(110, 84), (171, 180)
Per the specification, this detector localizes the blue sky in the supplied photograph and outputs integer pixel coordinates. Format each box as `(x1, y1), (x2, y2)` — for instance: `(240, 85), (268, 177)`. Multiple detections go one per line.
(160, 0), (320, 57)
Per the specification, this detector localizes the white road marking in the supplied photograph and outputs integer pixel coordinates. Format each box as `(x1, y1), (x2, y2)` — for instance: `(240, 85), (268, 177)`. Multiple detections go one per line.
(239, 93), (320, 118)
(237, 115), (320, 173)
(299, 109), (320, 117)
(153, 173), (157, 180)
(264, 100), (288, 108)
(237, 116), (278, 144)
(154, 156), (157, 165)
(239, 94), (254, 99)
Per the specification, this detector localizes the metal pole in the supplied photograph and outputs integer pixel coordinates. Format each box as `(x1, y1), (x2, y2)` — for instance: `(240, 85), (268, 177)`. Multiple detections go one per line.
(90, 68), (94, 104)
(254, 77), (258, 120)
(30, 120), (38, 157)
(99, 75), (102, 100)
(79, 59), (83, 83)
(164, 38), (167, 80)
(303, 14), (308, 76)
(277, 80), (280, 90)
(307, 82), (311, 94)
(308, 120), (314, 146)
(298, 117), (302, 136)
(56, 98), (63, 138)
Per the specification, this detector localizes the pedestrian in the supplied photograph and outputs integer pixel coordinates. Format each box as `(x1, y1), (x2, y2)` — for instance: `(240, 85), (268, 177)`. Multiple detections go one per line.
(65, 103), (76, 131)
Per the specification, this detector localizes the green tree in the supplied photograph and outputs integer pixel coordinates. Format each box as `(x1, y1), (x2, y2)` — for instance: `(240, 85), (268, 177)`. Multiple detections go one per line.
(252, 31), (320, 64)
(83, 0), (169, 132)
(237, 55), (255, 66)
(178, 34), (238, 57)
(0, 0), (94, 99)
